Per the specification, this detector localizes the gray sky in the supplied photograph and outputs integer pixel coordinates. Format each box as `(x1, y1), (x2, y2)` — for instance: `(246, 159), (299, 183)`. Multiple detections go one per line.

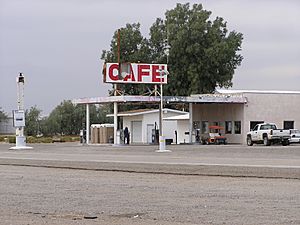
(1, 0), (299, 114)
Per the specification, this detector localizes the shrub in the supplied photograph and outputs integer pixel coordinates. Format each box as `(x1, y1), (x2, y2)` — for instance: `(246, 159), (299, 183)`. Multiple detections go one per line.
(8, 136), (16, 143)
(0, 136), (5, 142)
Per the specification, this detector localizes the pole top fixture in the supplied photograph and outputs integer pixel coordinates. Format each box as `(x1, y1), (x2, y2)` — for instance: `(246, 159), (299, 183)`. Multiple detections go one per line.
(17, 72), (25, 83)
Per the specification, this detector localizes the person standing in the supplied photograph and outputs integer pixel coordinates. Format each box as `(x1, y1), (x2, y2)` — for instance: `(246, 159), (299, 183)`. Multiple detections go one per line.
(124, 127), (130, 144)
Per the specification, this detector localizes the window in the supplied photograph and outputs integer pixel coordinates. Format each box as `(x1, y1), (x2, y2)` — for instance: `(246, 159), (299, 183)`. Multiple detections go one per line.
(261, 124), (276, 130)
(253, 125), (258, 131)
(250, 121), (264, 130)
(225, 121), (232, 134)
(201, 121), (209, 134)
(193, 121), (200, 130)
(234, 121), (241, 134)
(219, 122), (225, 135)
(284, 121), (294, 129)
(212, 122), (219, 133)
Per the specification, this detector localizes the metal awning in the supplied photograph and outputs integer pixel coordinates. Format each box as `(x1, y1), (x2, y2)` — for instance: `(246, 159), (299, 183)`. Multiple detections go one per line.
(72, 94), (247, 105)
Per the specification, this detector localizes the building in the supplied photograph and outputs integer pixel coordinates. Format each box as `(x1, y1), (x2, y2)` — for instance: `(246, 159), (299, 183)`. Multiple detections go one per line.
(0, 117), (14, 135)
(108, 108), (188, 144)
(73, 90), (300, 145)
(190, 90), (300, 144)
(163, 114), (190, 144)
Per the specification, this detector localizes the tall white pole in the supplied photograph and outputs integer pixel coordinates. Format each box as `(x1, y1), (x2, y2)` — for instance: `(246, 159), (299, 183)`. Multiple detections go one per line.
(10, 73), (32, 150)
(159, 83), (163, 138)
(17, 74), (24, 137)
(86, 104), (90, 144)
(113, 84), (118, 145)
(156, 67), (171, 152)
(113, 101), (118, 145)
(189, 102), (193, 143)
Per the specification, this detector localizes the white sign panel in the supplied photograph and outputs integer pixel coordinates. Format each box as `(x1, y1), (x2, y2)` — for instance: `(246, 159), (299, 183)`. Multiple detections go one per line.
(104, 63), (168, 84)
(13, 110), (25, 127)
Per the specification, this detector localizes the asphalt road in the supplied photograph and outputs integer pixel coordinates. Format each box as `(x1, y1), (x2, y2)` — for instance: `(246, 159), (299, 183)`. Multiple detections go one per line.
(0, 143), (299, 179)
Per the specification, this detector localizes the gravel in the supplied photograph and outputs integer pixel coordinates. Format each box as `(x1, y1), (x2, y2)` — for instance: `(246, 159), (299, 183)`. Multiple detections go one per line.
(1, 165), (299, 225)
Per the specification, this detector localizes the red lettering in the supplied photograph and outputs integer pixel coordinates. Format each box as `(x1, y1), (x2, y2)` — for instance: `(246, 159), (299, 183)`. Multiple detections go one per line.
(138, 64), (150, 82)
(152, 65), (165, 83)
(152, 65), (160, 82)
(108, 64), (119, 81)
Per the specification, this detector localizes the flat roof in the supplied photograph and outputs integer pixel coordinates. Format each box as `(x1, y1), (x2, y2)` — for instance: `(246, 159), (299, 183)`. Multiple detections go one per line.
(72, 94), (247, 105)
(216, 89), (300, 95)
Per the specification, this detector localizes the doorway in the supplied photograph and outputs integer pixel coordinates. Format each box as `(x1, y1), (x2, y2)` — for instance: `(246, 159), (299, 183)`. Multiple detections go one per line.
(131, 121), (142, 143)
(147, 124), (154, 144)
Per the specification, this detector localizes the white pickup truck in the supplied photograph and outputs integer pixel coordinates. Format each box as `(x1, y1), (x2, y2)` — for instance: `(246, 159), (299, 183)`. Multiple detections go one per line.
(246, 123), (290, 146)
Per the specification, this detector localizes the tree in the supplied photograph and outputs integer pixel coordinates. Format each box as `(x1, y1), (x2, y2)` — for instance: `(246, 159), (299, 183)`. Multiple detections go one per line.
(44, 100), (113, 136)
(0, 108), (8, 122)
(102, 3), (243, 96)
(25, 106), (42, 136)
(161, 3), (243, 95)
(45, 100), (78, 135)
(101, 23), (155, 95)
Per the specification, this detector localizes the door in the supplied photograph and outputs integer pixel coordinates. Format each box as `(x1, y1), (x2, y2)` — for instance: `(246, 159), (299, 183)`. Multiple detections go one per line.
(251, 125), (259, 141)
(147, 124), (154, 144)
(131, 121), (142, 143)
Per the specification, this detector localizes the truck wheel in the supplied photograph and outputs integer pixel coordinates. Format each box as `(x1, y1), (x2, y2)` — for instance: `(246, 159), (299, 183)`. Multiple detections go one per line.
(247, 136), (253, 146)
(282, 140), (289, 146)
(263, 136), (271, 146)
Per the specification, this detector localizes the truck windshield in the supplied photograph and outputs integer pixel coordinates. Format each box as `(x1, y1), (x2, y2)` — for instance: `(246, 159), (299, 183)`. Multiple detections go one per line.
(260, 124), (277, 130)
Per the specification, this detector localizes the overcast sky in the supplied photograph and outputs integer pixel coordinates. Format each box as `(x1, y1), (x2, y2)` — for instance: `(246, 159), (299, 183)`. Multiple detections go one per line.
(1, 0), (299, 115)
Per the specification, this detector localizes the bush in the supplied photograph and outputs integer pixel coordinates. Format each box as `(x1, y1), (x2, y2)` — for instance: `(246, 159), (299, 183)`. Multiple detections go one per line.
(27, 136), (53, 143)
(0, 136), (5, 142)
(0, 135), (15, 143)
(0, 135), (79, 143)
(61, 136), (79, 142)
(40, 137), (53, 143)
(26, 136), (35, 143)
(8, 136), (16, 143)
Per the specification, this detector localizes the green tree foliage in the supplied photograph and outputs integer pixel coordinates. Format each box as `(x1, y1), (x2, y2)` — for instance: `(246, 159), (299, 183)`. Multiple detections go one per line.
(44, 100), (112, 136)
(102, 3), (243, 96)
(0, 108), (8, 122)
(25, 106), (42, 136)
(101, 23), (154, 95)
(163, 3), (243, 95)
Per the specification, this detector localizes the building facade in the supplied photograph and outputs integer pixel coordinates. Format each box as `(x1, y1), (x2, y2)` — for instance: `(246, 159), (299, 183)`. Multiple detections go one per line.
(111, 109), (188, 144)
(191, 90), (300, 144)
(0, 117), (14, 135)
(73, 90), (300, 145)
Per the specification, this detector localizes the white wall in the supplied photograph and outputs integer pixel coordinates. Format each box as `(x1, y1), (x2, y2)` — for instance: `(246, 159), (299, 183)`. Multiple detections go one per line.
(122, 110), (184, 144)
(243, 93), (300, 144)
(177, 120), (189, 144)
